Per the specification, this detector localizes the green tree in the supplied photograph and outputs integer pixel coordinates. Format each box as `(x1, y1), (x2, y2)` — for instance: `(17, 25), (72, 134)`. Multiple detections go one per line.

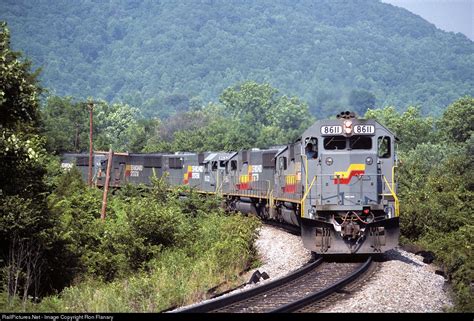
(0, 22), (41, 131)
(365, 106), (436, 151)
(41, 96), (88, 153)
(438, 96), (474, 144)
(0, 22), (62, 306)
(220, 81), (279, 126)
(42, 97), (157, 153)
(220, 81), (314, 147)
(391, 97), (474, 311)
(93, 101), (142, 151)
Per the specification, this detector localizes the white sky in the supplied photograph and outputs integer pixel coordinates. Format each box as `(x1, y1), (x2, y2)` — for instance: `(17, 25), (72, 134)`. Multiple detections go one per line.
(382, 0), (473, 40)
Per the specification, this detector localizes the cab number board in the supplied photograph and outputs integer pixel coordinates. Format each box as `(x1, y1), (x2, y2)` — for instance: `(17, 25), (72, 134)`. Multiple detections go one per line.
(354, 125), (375, 134)
(321, 125), (342, 135)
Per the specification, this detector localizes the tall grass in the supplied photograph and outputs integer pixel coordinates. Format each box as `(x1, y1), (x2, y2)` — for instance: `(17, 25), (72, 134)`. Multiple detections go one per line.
(5, 211), (260, 312)
(0, 175), (261, 313)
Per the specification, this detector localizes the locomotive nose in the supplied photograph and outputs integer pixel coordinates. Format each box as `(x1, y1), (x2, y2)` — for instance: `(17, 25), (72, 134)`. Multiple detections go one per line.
(321, 151), (377, 206)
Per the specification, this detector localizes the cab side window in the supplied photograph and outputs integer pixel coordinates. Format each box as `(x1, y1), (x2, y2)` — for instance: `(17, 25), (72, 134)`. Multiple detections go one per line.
(378, 136), (391, 158)
(305, 137), (318, 159)
(230, 160), (237, 171)
(279, 157), (287, 171)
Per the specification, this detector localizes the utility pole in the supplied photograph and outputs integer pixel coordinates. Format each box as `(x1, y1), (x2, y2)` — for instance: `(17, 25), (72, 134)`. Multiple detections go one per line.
(87, 101), (94, 187)
(101, 149), (113, 221)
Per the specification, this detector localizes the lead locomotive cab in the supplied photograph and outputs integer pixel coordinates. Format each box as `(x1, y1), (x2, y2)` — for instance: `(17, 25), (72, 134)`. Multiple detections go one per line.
(300, 111), (400, 254)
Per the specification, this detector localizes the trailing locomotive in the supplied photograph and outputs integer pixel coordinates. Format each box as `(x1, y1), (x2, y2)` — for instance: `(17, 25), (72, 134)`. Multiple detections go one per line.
(61, 111), (399, 254)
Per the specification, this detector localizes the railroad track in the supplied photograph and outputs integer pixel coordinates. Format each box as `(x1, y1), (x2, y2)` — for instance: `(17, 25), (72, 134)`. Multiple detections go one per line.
(175, 256), (373, 313)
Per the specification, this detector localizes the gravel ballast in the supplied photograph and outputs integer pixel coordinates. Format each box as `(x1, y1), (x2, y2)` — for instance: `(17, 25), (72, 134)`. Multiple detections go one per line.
(173, 225), (453, 312)
(320, 249), (453, 312)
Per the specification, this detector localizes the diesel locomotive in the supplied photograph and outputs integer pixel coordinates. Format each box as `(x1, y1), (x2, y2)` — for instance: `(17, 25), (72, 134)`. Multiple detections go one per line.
(61, 111), (400, 254)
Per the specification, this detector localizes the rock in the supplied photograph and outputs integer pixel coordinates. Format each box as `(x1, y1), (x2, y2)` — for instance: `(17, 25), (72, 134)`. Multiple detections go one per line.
(247, 270), (270, 284)
(416, 250), (436, 264)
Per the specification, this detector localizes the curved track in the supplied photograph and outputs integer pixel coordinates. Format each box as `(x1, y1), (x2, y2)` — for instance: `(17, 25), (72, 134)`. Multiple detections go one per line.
(176, 257), (372, 313)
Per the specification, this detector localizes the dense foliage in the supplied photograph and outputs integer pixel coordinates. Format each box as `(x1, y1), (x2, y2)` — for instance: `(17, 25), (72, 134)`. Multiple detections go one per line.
(2, 172), (260, 312)
(0, 21), (60, 306)
(148, 81), (315, 152)
(366, 97), (474, 312)
(41, 96), (160, 153)
(1, 0), (473, 118)
(42, 81), (314, 154)
(0, 23), (260, 312)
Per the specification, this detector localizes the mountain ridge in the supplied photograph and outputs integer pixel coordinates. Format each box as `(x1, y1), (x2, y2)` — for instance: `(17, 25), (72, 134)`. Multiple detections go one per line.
(1, 0), (472, 117)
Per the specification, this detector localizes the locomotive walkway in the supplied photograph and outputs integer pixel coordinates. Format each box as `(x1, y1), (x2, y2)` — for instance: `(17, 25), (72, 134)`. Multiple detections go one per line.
(176, 257), (374, 313)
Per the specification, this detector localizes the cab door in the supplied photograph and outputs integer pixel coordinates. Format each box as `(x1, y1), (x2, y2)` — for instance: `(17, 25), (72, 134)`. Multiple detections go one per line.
(275, 154), (287, 198)
(227, 158), (238, 193)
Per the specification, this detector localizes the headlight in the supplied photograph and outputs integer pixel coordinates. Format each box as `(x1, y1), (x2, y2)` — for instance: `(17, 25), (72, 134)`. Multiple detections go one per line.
(343, 120), (353, 134)
(326, 157), (333, 166)
(366, 157), (373, 165)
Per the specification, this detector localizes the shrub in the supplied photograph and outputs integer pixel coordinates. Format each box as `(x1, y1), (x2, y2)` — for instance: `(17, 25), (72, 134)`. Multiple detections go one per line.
(33, 211), (260, 312)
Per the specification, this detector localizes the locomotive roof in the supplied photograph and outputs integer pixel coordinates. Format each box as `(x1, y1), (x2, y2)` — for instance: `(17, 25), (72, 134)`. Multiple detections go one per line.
(203, 152), (233, 163)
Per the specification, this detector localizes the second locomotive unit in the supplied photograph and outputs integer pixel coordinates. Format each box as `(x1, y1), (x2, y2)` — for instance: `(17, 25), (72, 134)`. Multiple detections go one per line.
(62, 111), (400, 254)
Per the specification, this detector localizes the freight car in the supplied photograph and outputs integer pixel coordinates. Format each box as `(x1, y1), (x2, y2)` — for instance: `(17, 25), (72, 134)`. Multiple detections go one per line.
(61, 111), (399, 254)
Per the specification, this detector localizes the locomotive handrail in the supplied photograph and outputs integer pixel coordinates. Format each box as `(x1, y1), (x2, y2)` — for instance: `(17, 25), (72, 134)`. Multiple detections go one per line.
(263, 180), (271, 199)
(301, 154), (309, 194)
(392, 165), (397, 192)
(383, 175), (399, 217)
(268, 188), (275, 219)
(300, 175), (317, 217)
(216, 172), (225, 195)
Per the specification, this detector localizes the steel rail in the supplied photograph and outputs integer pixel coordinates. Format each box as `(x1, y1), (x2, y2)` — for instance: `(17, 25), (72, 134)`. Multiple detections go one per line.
(176, 257), (324, 313)
(270, 256), (372, 313)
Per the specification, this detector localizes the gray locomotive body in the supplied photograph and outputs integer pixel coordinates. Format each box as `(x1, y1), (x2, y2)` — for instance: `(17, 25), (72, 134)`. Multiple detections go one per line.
(298, 113), (399, 254)
(60, 112), (400, 255)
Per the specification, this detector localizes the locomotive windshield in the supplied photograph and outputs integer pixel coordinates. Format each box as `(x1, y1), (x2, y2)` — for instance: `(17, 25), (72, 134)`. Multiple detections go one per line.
(323, 135), (373, 150)
(349, 135), (372, 150)
(323, 136), (346, 150)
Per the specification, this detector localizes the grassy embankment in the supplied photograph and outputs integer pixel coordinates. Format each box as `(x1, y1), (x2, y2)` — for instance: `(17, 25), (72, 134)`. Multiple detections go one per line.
(1, 171), (261, 312)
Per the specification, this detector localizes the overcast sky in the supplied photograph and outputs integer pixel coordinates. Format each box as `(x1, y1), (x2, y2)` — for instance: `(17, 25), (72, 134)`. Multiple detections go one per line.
(382, 0), (473, 40)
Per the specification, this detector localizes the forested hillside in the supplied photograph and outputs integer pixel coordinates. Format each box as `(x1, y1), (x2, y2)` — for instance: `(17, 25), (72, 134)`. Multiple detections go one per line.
(1, 0), (473, 118)
(1, 18), (473, 312)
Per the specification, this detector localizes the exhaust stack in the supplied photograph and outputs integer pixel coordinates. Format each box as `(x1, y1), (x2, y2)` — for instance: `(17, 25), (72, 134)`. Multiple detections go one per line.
(336, 111), (357, 119)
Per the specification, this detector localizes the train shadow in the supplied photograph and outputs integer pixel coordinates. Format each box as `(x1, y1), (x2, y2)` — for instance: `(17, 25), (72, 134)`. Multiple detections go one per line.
(311, 249), (423, 266)
(311, 252), (403, 264)
(381, 248), (424, 267)
(311, 253), (377, 263)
